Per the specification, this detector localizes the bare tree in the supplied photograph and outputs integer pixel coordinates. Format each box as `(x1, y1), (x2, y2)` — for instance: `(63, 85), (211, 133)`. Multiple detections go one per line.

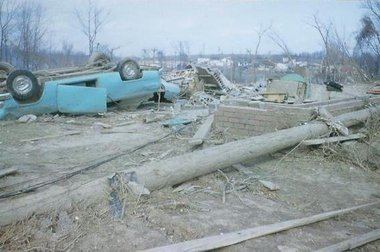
(74, 0), (108, 56)
(268, 30), (293, 63)
(355, 0), (380, 76)
(254, 23), (272, 58)
(61, 40), (74, 66)
(0, 0), (19, 62)
(151, 48), (157, 64)
(157, 50), (164, 67)
(248, 23), (271, 82)
(96, 43), (120, 60)
(310, 14), (370, 82)
(16, 1), (46, 70)
(172, 41), (189, 68)
(309, 14), (334, 79)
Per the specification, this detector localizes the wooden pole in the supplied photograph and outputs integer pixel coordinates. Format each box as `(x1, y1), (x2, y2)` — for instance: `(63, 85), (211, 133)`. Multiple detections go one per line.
(0, 107), (378, 226)
(315, 229), (380, 252)
(142, 202), (380, 252)
(130, 106), (379, 191)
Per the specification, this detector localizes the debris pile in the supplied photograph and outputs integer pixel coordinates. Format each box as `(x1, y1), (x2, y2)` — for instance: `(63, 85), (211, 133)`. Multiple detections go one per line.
(1, 59), (380, 251)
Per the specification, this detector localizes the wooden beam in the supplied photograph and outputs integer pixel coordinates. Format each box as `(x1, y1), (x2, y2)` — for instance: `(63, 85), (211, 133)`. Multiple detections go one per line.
(189, 115), (214, 147)
(142, 202), (380, 252)
(318, 107), (349, 136)
(315, 229), (380, 252)
(302, 133), (366, 146)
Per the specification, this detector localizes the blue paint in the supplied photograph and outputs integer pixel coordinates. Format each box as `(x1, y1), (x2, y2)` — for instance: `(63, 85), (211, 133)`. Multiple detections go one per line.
(161, 117), (193, 127)
(57, 85), (107, 114)
(161, 79), (180, 101)
(0, 70), (171, 120)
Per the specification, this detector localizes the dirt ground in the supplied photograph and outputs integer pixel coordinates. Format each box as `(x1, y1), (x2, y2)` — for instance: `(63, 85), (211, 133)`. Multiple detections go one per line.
(0, 104), (379, 251)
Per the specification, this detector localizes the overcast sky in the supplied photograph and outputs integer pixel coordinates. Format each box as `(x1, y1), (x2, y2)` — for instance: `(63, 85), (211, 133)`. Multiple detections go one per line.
(42, 0), (366, 57)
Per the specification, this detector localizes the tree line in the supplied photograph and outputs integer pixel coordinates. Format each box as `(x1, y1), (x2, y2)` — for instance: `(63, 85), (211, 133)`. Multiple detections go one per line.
(0, 0), (379, 81)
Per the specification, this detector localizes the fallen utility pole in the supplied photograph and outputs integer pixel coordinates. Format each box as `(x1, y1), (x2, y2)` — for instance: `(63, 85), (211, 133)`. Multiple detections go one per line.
(130, 106), (379, 192)
(0, 106), (378, 226)
(142, 202), (380, 252)
(316, 228), (380, 252)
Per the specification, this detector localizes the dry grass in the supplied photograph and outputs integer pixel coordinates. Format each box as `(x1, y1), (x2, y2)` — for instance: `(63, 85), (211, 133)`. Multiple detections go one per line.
(320, 115), (380, 171)
(0, 202), (109, 251)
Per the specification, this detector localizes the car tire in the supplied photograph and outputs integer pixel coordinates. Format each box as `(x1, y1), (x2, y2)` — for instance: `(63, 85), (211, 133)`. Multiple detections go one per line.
(87, 52), (111, 66)
(6, 70), (42, 102)
(0, 62), (15, 82)
(117, 58), (142, 81)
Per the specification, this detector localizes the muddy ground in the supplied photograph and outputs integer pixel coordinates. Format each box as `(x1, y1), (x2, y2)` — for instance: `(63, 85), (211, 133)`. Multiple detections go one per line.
(0, 103), (379, 251)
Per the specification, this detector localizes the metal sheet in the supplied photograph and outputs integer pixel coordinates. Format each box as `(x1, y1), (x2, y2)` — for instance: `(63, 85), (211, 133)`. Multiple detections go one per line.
(0, 84), (58, 120)
(57, 85), (107, 114)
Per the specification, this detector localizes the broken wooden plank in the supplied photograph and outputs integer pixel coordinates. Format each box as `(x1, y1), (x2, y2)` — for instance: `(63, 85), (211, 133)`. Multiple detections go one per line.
(317, 107), (349, 136)
(316, 228), (380, 252)
(20, 131), (81, 143)
(302, 133), (366, 146)
(0, 168), (18, 178)
(142, 201), (380, 252)
(189, 115), (214, 147)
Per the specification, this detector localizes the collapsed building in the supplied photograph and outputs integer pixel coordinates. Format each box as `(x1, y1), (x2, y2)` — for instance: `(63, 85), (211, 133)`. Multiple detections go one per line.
(1, 59), (380, 251)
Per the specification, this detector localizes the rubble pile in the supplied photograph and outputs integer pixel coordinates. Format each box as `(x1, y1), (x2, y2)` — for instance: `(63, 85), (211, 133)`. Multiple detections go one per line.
(1, 59), (380, 252)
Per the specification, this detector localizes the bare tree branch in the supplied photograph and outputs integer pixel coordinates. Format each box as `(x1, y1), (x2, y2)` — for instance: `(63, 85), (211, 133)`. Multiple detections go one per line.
(74, 0), (108, 55)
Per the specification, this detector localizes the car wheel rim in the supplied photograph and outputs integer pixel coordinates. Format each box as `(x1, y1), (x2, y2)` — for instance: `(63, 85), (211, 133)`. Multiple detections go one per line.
(12, 75), (33, 95)
(123, 63), (138, 79)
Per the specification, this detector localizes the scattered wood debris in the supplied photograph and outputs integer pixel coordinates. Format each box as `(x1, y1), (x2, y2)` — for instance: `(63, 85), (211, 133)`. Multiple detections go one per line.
(317, 107), (348, 136)
(188, 114), (214, 147)
(315, 228), (380, 252)
(142, 201), (380, 252)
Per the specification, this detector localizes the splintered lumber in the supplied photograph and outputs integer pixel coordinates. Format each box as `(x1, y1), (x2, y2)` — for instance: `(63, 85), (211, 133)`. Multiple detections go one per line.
(318, 107), (349, 136)
(302, 133), (366, 146)
(316, 229), (380, 252)
(142, 201), (380, 252)
(0, 107), (378, 226)
(0, 168), (18, 178)
(189, 115), (214, 146)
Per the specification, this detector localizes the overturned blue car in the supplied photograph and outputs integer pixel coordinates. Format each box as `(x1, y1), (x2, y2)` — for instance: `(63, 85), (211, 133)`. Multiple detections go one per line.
(0, 53), (179, 120)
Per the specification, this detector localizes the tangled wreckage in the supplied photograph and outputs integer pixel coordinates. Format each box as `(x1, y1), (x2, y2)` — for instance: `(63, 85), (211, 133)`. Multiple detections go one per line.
(1, 56), (380, 251)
